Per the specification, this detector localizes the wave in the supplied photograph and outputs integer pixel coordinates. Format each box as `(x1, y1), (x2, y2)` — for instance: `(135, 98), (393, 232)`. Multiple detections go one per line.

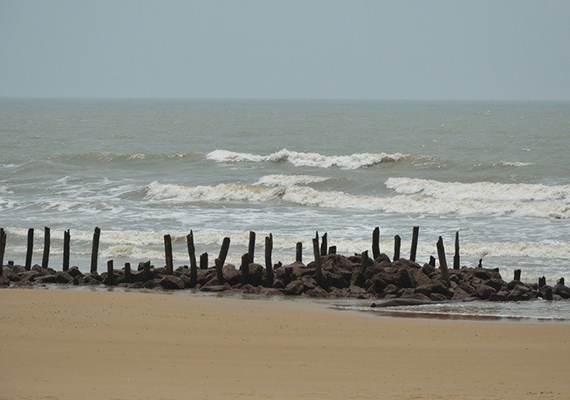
(254, 174), (331, 187)
(207, 149), (411, 169)
(386, 177), (570, 202)
(46, 151), (201, 164)
(145, 181), (570, 219)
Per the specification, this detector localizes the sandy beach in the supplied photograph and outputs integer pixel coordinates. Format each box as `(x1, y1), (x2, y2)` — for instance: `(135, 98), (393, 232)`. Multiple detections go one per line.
(0, 289), (569, 400)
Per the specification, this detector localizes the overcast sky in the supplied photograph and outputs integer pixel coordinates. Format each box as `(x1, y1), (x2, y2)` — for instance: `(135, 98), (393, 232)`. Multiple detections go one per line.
(1, 0), (569, 100)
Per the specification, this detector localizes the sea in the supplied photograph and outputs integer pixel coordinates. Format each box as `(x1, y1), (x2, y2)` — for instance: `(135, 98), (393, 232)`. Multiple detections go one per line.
(1, 98), (569, 321)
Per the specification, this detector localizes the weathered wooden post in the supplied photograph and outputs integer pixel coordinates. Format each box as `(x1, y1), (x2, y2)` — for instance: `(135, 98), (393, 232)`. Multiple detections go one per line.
(328, 246), (336, 254)
(124, 262), (131, 283)
(360, 250), (369, 275)
(248, 231), (256, 264)
(41, 227), (50, 269)
(558, 277), (565, 285)
(190, 263), (198, 287)
(90, 227), (100, 273)
(25, 228), (34, 271)
(200, 252), (208, 269)
(538, 276), (546, 287)
(142, 261), (151, 282)
(63, 230), (70, 272)
(265, 234), (274, 287)
(320, 233), (327, 256)
(218, 237), (231, 267)
(186, 231), (198, 271)
(410, 226), (419, 262)
(215, 258), (225, 284)
(393, 235), (401, 261)
(164, 234), (173, 275)
(296, 242), (302, 263)
(241, 253), (249, 285)
(0, 228), (6, 275)
(436, 236), (450, 285)
(106, 260), (115, 285)
(514, 269), (521, 281)
(372, 227), (380, 260)
(453, 231), (460, 270)
(312, 237), (322, 284)
(429, 255), (436, 266)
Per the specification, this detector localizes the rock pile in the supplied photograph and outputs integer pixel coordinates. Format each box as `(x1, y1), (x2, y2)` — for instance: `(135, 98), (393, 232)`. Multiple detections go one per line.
(1, 253), (569, 302)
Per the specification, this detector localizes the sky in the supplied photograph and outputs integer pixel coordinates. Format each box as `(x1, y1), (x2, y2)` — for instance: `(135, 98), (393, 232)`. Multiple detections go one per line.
(1, 0), (569, 101)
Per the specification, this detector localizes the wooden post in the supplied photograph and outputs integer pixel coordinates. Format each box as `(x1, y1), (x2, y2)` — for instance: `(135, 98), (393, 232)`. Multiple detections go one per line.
(320, 233), (327, 256)
(215, 258), (225, 284)
(312, 238), (322, 284)
(410, 226), (419, 262)
(190, 263), (198, 287)
(41, 227), (50, 269)
(265, 234), (273, 287)
(453, 231), (460, 270)
(393, 235), (401, 261)
(248, 231), (256, 264)
(200, 252), (208, 269)
(360, 250), (369, 275)
(25, 228), (34, 271)
(558, 277), (565, 285)
(429, 255), (436, 266)
(328, 246), (336, 255)
(90, 227), (100, 273)
(296, 242), (302, 263)
(538, 276), (546, 287)
(63, 229), (70, 272)
(124, 262), (131, 283)
(436, 236), (450, 285)
(107, 260), (115, 285)
(0, 228), (6, 275)
(142, 261), (151, 282)
(186, 231), (198, 271)
(164, 234), (173, 275)
(241, 253), (249, 285)
(514, 269), (521, 281)
(372, 227), (380, 260)
(218, 237), (231, 267)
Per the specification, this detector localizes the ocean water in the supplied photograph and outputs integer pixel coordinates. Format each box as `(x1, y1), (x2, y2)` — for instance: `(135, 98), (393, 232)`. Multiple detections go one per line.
(1, 98), (570, 318)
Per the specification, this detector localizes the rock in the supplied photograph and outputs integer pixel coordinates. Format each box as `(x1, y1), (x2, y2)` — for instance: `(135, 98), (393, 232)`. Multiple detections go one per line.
(383, 284), (399, 295)
(305, 286), (329, 298)
(222, 264), (241, 286)
(323, 271), (349, 289)
(55, 271), (74, 284)
(485, 278), (507, 292)
(272, 279), (285, 289)
(363, 261), (389, 280)
(450, 287), (471, 301)
(409, 268), (432, 288)
(200, 284), (230, 292)
(67, 267), (84, 278)
(414, 281), (448, 297)
(301, 275), (317, 291)
(159, 275), (185, 290)
(474, 284), (496, 300)
(248, 263), (264, 286)
(36, 275), (56, 284)
(348, 285), (367, 296)
(0, 276), (10, 287)
(430, 293), (447, 302)
(507, 284), (533, 301)
(350, 271), (365, 287)
(284, 280), (305, 295)
(489, 291), (509, 302)
(553, 284), (570, 299)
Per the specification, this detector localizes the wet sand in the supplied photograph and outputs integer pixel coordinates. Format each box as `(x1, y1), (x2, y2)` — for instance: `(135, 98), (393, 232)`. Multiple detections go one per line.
(0, 288), (569, 400)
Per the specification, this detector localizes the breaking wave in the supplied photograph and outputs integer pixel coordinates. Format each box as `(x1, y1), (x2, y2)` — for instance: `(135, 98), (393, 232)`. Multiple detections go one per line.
(207, 149), (411, 169)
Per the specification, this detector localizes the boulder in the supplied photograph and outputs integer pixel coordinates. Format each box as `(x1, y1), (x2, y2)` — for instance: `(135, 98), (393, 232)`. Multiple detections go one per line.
(222, 264), (241, 286)
(507, 284), (533, 301)
(284, 280), (305, 295)
(159, 275), (185, 290)
(55, 271), (74, 284)
(305, 286), (329, 298)
(489, 291), (509, 302)
(414, 281), (448, 297)
(474, 284), (496, 300)
(553, 284), (570, 299)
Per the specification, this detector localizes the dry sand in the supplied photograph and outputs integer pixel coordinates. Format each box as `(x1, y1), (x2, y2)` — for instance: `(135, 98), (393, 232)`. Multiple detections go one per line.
(0, 288), (569, 400)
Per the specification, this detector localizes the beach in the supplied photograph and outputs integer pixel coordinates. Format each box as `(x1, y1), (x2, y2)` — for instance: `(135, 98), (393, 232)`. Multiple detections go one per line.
(1, 289), (568, 400)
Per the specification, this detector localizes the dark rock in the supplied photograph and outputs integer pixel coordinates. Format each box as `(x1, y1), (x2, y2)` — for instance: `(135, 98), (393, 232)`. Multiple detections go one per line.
(489, 291), (509, 302)
(474, 285), (496, 300)
(409, 268), (432, 288)
(323, 271), (349, 289)
(348, 285), (367, 296)
(305, 286), (328, 297)
(2, 269), (20, 282)
(383, 284), (399, 295)
(200, 284), (230, 292)
(553, 284), (570, 299)
(301, 275), (317, 291)
(411, 293), (431, 301)
(55, 271), (74, 284)
(248, 263), (264, 286)
(451, 287), (471, 301)
(507, 280), (522, 291)
(20, 270), (42, 282)
(143, 279), (159, 289)
(362, 261), (388, 280)
(159, 275), (185, 290)
(507, 284), (533, 301)
(36, 274), (56, 284)
(0, 276), (10, 287)
(430, 293), (447, 302)
(485, 278), (507, 292)
(272, 279), (285, 289)
(67, 267), (84, 278)
(350, 271), (365, 287)
(284, 280), (305, 295)
(197, 269), (216, 285)
(422, 263), (436, 277)
(414, 281), (448, 297)
(222, 264), (241, 286)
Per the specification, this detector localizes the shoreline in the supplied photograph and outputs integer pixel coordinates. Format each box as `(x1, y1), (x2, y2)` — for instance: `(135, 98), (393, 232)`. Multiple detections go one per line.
(1, 288), (569, 400)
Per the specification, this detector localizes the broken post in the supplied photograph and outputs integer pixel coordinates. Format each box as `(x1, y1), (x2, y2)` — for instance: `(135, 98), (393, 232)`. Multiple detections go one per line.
(360, 250), (369, 275)
(42, 227), (50, 269)
(90, 227), (100, 273)
(265, 234), (274, 287)
(124, 262), (131, 283)
(410, 226), (419, 262)
(436, 236), (450, 285)
(215, 258), (225, 284)
(514, 269), (521, 281)
(164, 234), (173, 275)
(241, 253), (249, 285)
(0, 228), (6, 275)
(372, 227), (380, 260)
(393, 235), (401, 261)
(200, 252), (208, 270)
(106, 260), (115, 285)
(320, 233), (327, 257)
(142, 261), (151, 282)
(328, 246), (336, 254)
(25, 228), (34, 271)
(312, 237), (322, 284)
(296, 242), (302, 263)
(218, 237), (231, 267)
(453, 231), (460, 270)
(186, 231), (198, 271)
(248, 231), (256, 264)
(63, 230), (70, 272)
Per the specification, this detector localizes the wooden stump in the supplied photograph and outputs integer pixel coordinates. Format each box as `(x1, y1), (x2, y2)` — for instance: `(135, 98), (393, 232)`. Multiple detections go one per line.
(328, 246), (336, 255)
(296, 242), (302, 263)
(25, 228), (34, 271)
(248, 231), (256, 264)
(215, 258), (225, 284)
(200, 252), (208, 270)
(0, 228), (6, 275)
(436, 236), (450, 285)
(360, 250), (369, 275)
(124, 262), (131, 283)
(42, 227), (50, 269)
(107, 260), (115, 285)
(372, 227), (380, 260)
(320, 233), (328, 257)
(164, 234), (173, 275)
(312, 238), (322, 284)
(218, 237), (231, 267)
(90, 227), (100, 273)
(186, 231), (198, 271)
(265, 234), (274, 287)
(453, 231), (460, 270)
(142, 261), (151, 282)
(410, 226), (419, 262)
(393, 235), (401, 261)
(514, 269), (521, 281)
(241, 253), (249, 285)
(63, 230), (70, 272)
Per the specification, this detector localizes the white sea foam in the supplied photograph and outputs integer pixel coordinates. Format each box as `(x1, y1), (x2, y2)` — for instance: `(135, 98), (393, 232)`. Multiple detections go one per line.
(207, 149), (410, 169)
(254, 174), (330, 187)
(145, 181), (570, 219)
(386, 177), (570, 203)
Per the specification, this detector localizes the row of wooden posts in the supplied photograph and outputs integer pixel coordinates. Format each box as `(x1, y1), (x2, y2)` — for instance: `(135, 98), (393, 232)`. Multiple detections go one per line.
(0, 226), (484, 283)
